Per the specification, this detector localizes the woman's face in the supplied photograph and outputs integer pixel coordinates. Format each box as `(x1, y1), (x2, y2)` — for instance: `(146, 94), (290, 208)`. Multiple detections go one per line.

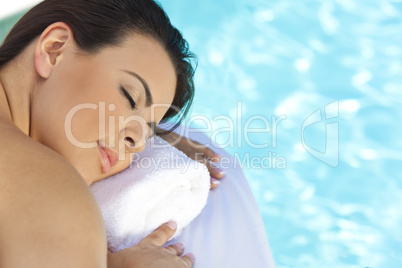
(30, 33), (176, 184)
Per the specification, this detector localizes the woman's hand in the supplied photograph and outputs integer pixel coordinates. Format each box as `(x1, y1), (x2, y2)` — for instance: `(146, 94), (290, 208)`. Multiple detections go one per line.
(156, 128), (225, 189)
(107, 222), (194, 268)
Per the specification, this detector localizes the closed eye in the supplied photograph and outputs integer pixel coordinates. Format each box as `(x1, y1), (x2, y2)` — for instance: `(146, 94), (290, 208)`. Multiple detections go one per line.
(120, 86), (137, 110)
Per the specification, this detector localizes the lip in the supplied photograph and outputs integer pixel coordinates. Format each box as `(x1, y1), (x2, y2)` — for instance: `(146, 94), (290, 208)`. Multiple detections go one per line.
(98, 142), (119, 174)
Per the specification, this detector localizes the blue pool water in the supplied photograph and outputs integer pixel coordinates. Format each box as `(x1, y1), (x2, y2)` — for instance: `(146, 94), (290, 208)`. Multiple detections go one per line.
(1, 1), (401, 267)
(159, 0), (402, 267)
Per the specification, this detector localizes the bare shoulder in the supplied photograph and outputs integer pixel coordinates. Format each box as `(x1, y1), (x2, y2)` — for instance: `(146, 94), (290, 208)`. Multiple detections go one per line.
(0, 120), (107, 267)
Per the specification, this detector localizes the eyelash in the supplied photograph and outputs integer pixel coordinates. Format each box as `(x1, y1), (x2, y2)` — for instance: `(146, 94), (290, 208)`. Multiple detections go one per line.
(120, 86), (137, 110)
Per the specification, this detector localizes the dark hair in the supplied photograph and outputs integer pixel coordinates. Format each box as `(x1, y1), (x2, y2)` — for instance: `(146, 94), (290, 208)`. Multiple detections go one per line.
(0, 0), (195, 129)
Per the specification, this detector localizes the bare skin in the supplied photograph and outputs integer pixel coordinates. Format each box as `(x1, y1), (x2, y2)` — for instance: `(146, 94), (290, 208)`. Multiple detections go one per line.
(0, 22), (194, 267)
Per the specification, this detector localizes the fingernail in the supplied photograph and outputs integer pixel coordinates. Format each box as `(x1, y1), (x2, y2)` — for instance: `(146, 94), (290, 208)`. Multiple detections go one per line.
(175, 241), (185, 250)
(211, 156), (220, 162)
(210, 162), (219, 168)
(217, 169), (225, 175)
(186, 253), (195, 261)
(167, 221), (177, 230)
(212, 179), (221, 185)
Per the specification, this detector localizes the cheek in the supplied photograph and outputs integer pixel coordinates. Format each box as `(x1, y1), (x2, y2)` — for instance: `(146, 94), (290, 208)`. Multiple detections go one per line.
(31, 82), (99, 145)
(30, 93), (121, 183)
(30, 84), (72, 149)
(31, 62), (122, 147)
(30, 80), (108, 175)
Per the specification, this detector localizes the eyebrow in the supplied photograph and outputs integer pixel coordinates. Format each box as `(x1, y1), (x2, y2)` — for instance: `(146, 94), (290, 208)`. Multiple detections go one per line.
(124, 70), (153, 107)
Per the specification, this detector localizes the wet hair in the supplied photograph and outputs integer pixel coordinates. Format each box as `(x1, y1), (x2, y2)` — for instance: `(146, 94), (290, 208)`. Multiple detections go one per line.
(0, 0), (195, 129)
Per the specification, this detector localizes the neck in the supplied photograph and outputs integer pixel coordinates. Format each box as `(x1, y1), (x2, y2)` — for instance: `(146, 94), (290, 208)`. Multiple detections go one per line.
(0, 43), (36, 135)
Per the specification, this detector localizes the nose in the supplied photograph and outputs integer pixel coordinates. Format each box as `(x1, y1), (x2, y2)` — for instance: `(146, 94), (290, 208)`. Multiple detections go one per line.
(119, 127), (147, 153)
(124, 136), (136, 148)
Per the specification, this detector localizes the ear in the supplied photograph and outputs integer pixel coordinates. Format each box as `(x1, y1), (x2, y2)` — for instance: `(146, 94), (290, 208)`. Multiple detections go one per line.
(34, 22), (74, 79)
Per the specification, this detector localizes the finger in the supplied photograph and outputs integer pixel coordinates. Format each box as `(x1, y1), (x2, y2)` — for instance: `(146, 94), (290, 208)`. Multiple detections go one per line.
(200, 146), (221, 163)
(191, 143), (220, 163)
(205, 160), (225, 179)
(164, 242), (185, 256)
(193, 154), (225, 180)
(210, 178), (221, 189)
(139, 221), (177, 247)
(182, 253), (195, 268)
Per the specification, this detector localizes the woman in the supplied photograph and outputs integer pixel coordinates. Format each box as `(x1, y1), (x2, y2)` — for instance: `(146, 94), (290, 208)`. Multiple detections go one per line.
(0, 0), (223, 267)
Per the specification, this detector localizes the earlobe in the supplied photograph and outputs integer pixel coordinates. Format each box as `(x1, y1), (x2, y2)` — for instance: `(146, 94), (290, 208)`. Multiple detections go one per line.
(34, 22), (73, 79)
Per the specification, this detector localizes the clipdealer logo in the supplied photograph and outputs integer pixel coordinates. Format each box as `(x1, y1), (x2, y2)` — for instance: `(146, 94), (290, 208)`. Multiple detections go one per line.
(301, 101), (339, 167)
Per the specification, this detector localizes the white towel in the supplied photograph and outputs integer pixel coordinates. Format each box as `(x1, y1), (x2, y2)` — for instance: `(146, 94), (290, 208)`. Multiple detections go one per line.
(89, 135), (210, 253)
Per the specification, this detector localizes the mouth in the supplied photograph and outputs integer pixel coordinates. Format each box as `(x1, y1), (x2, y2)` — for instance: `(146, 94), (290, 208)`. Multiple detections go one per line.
(97, 142), (119, 174)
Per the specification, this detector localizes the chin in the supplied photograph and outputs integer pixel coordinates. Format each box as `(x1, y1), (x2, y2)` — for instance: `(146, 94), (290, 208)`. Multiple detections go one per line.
(72, 165), (102, 186)
(74, 158), (129, 186)
(87, 170), (117, 185)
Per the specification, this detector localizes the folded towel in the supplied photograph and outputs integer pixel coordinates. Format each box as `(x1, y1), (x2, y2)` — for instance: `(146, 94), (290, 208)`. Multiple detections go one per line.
(89, 135), (211, 253)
